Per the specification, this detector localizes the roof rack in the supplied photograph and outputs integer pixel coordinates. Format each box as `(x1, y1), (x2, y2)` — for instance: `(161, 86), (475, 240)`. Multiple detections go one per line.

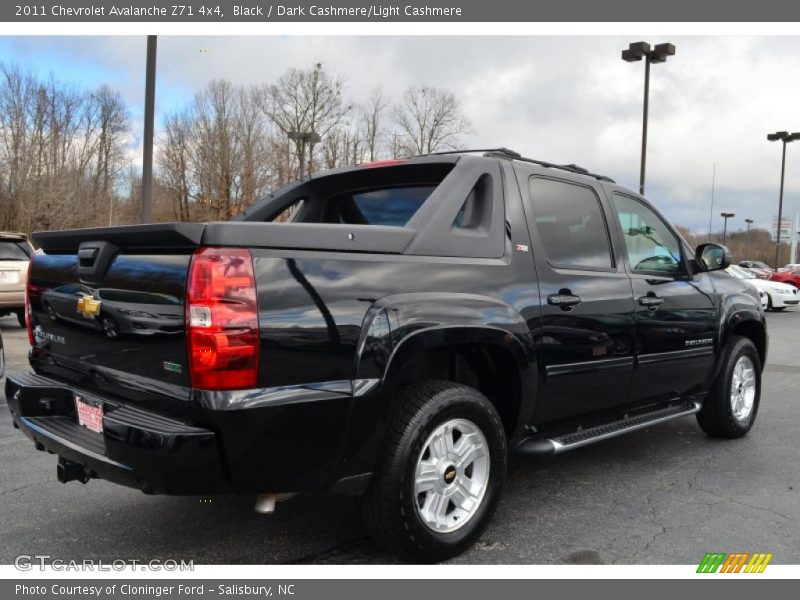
(422, 148), (615, 183)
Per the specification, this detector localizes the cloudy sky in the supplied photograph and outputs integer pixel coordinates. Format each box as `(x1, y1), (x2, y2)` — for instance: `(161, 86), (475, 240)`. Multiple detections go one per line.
(2, 35), (800, 234)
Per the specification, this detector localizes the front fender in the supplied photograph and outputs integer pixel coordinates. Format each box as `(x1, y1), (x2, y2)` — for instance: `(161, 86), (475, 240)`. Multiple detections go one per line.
(711, 274), (767, 378)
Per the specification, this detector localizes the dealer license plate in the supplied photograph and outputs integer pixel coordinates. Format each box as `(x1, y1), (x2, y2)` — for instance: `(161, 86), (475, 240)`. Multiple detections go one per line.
(74, 395), (103, 433)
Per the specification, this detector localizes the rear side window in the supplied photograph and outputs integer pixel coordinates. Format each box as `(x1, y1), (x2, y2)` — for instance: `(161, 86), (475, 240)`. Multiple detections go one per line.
(325, 186), (434, 226)
(270, 199), (304, 223)
(244, 162), (454, 227)
(528, 178), (613, 269)
(0, 240), (30, 261)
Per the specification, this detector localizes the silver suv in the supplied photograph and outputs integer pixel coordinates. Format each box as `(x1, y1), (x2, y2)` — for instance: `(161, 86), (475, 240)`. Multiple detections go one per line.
(0, 232), (34, 326)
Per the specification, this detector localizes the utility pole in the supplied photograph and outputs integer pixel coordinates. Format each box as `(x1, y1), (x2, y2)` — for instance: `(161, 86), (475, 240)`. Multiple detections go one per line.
(140, 35), (157, 224)
(288, 131), (321, 178)
(745, 218), (754, 259)
(721, 212), (735, 245)
(767, 131), (800, 269)
(707, 163), (716, 242)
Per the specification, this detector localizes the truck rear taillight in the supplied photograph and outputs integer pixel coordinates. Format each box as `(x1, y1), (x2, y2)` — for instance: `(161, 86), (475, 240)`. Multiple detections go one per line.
(186, 247), (260, 390)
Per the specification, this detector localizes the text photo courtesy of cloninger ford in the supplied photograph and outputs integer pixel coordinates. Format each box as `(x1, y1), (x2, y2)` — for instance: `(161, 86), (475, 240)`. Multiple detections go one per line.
(0, 34), (799, 566)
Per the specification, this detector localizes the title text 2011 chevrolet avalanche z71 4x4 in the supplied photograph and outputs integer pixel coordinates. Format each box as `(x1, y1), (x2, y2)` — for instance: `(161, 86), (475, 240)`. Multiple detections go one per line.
(6, 149), (766, 562)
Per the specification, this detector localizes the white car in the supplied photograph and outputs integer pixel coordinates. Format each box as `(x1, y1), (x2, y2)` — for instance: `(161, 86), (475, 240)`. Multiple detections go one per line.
(727, 265), (800, 311)
(778, 263), (800, 272)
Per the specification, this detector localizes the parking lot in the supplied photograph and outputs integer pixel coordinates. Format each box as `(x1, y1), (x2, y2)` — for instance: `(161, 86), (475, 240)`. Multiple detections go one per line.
(1, 311), (798, 565)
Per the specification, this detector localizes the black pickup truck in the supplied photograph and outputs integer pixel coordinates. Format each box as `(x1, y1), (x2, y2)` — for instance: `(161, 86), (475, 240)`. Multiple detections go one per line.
(5, 149), (766, 562)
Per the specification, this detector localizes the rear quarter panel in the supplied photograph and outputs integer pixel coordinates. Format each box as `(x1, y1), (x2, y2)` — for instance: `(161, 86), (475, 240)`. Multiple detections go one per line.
(249, 238), (541, 486)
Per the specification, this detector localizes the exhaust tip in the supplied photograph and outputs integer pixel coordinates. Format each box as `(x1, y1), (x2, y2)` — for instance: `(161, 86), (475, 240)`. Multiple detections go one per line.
(254, 493), (277, 514)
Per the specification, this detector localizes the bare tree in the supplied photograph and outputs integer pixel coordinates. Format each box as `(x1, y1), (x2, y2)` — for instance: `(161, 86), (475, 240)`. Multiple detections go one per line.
(157, 80), (275, 222)
(322, 121), (365, 169)
(0, 63), (131, 233)
(361, 87), (388, 162)
(676, 224), (792, 266)
(192, 80), (241, 219)
(91, 85), (129, 224)
(159, 109), (193, 221)
(235, 87), (271, 209)
(1, 60), (477, 233)
(392, 85), (472, 156)
(257, 63), (350, 177)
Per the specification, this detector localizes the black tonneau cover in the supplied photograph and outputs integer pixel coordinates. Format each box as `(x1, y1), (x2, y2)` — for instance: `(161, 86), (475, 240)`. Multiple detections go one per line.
(33, 222), (415, 255)
(33, 223), (206, 254)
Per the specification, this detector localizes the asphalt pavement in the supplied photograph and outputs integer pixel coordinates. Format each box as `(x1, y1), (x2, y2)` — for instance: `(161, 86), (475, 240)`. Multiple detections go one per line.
(1, 312), (798, 565)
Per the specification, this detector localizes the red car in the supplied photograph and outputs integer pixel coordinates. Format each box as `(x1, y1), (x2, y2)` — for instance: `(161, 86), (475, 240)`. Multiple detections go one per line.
(738, 260), (773, 280)
(770, 268), (800, 287)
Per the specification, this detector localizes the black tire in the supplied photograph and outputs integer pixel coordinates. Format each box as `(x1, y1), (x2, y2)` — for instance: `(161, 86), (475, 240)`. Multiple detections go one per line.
(358, 380), (507, 563)
(15, 309), (25, 327)
(696, 335), (761, 438)
(767, 294), (773, 310)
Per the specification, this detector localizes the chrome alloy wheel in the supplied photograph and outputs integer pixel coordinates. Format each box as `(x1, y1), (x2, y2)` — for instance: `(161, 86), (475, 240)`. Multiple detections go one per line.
(730, 355), (757, 423)
(413, 418), (490, 533)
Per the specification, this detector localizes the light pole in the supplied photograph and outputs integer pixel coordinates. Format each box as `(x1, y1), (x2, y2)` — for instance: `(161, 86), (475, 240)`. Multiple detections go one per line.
(140, 35), (157, 224)
(622, 41), (676, 196)
(288, 130), (321, 178)
(767, 131), (800, 269)
(721, 212), (735, 244)
(744, 218), (754, 259)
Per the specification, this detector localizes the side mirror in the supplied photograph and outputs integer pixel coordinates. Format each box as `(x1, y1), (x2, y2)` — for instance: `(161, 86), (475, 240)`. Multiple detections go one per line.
(695, 243), (731, 272)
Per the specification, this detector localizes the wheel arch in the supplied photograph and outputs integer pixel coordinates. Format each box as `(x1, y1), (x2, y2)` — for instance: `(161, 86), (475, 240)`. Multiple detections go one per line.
(728, 318), (767, 369)
(380, 325), (532, 439)
(721, 310), (767, 371)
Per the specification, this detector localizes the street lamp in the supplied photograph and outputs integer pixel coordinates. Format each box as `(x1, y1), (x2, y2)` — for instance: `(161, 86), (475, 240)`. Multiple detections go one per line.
(141, 35), (157, 224)
(721, 212), (735, 244)
(288, 130), (322, 178)
(744, 218), (754, 259)
(767, 131), (800, 269)
(622, 41), (676, 196)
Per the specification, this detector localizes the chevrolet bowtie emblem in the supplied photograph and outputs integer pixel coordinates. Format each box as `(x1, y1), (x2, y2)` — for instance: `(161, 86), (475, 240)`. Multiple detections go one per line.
(76, 294), (101, 318)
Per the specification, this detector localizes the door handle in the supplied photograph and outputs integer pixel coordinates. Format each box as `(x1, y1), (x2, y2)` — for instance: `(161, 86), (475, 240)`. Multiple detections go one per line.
(638, 294), (664, 310)
(547, 290), (582, 310)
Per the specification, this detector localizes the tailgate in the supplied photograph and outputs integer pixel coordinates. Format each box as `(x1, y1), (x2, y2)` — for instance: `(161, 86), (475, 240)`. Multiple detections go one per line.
(28, 226), (198, 403)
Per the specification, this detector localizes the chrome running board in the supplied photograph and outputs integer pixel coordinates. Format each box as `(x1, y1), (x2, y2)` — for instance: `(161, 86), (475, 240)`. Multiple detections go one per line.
(515, 400), (701, 456)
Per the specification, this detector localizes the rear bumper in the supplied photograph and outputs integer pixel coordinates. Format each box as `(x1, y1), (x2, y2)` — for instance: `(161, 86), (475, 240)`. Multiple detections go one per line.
(0, 289), (24, 309)
(5, 371), (227, 494)
(5, 370), (358, 495)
